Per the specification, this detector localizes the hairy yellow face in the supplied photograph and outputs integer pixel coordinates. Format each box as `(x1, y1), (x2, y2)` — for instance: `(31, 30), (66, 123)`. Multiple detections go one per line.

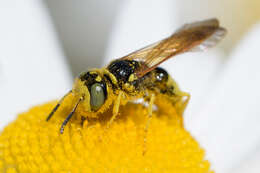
(72, 78), (91, 112)
(71, 70), (117, 118)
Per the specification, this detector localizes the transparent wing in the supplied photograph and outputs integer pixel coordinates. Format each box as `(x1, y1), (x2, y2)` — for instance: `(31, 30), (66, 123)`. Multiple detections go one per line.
(120, 18), (227, 77)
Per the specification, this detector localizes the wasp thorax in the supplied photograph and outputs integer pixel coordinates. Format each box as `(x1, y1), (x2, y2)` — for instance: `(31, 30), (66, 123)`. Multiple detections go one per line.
(79, 71), (107, 111)
(108, 60), (140, 84)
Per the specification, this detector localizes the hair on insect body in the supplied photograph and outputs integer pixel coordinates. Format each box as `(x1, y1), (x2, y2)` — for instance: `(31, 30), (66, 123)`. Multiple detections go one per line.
(46, 18), (227, 154)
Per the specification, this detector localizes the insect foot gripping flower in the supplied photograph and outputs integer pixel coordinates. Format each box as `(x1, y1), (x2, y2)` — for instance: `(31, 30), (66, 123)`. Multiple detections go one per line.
(0, 95), (213, 173)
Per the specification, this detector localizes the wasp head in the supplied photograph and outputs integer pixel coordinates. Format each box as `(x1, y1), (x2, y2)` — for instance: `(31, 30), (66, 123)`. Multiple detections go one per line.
(73, 70), (108, 113)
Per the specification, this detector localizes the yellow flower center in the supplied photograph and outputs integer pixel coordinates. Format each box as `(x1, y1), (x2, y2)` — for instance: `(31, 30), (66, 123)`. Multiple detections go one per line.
(0, 98), (212, 173)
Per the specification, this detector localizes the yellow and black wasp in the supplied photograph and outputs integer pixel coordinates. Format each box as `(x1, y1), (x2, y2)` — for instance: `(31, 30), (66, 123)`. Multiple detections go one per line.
(46, 18), (226, 135)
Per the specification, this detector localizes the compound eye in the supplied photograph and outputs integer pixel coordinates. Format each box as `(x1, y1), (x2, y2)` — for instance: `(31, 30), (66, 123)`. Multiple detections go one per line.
(90, 83), (105, 111)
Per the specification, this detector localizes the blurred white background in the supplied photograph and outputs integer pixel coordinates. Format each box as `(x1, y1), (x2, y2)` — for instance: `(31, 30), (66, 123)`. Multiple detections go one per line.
(0, 0), (260, 173)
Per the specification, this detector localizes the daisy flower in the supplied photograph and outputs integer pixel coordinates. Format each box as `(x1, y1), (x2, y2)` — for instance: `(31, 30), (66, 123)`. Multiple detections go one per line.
(0, 1), (260, 172)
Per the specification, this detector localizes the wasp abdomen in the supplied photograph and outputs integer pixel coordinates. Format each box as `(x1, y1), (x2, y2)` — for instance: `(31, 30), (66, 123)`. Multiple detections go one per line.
(153, 67), (168, 83)
(144, 67), (175, 95)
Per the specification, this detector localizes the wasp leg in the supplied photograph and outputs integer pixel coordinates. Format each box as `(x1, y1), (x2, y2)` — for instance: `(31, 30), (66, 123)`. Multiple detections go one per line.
(46, 90), (72, 121)
(60, 97), (83, 134)
(175, 92), (190, 116)
(143, 93), (155, 155)
(106, 91), (123, 129)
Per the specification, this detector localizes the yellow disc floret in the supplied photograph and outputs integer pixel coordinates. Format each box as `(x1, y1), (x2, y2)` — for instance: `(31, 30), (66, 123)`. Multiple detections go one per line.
(0, 98), (213, 173)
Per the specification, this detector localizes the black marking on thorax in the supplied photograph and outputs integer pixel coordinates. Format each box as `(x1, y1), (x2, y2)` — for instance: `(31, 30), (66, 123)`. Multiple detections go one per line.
(108, 60), (140, 87)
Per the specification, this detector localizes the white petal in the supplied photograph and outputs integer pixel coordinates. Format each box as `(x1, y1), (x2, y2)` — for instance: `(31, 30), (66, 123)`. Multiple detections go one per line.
(176, 0), (260, 51)
(104, 0), (179, 65)
(45, 1), (122, 75)
(0, 1), (72, 129)
(190, 23), (260, 172)
(231, 149), (260, 173)
(161, 49), (225, 124)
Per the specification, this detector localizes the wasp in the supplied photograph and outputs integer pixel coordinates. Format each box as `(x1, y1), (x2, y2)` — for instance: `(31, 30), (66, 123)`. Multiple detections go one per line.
(46, 18), (226, 135)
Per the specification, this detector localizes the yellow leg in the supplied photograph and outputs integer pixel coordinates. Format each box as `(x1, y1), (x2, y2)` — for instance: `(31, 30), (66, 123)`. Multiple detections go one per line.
(176, 92), (190, 116)
(107, 91), (123, 128)
(143, 93), (155, 155)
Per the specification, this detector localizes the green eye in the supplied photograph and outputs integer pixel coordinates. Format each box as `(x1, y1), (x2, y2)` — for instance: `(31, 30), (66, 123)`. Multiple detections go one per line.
(90, 83), (105, 111)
